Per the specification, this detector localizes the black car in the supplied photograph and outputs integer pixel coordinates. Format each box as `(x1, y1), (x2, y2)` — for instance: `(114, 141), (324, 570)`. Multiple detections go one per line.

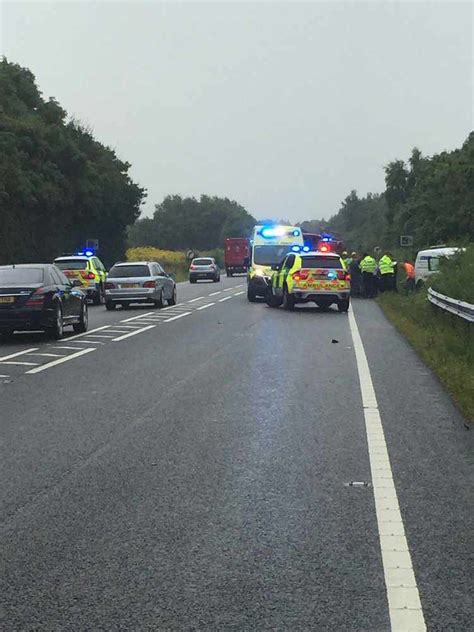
(0, 264), (88, 339)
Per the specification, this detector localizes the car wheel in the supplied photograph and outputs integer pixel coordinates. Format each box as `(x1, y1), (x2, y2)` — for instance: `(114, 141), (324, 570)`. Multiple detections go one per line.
(265, 288), (283, 308)
(282, 285), (295, 311)
(338, 298), (350, 313)
(154, 291), (165, 308)
(0, 329), (14, 340)
(73, 301), (89, 333)
(92, 286), (104, 305)
(105, 301), (116, 311)
(247, 286), (257, 302)
(168, 287), (177, 306)
(48, 304), (64, 339)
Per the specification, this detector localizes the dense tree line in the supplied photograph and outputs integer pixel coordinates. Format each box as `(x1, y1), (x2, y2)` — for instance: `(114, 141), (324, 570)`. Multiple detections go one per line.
(0, 59), (146, 266)
(305, 132), (473, 253)
(128, 194), (256, 250)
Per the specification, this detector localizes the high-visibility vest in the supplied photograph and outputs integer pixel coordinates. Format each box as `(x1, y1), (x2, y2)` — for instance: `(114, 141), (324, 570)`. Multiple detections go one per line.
(403, 262), (415, 279)
(379, 255), (394, 275)
(360, 256), (377, 273)
(343, 257), (352, 268)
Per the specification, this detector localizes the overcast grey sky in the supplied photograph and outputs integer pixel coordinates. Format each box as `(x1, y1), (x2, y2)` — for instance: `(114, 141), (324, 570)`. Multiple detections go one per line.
(1, 1), (472, 221)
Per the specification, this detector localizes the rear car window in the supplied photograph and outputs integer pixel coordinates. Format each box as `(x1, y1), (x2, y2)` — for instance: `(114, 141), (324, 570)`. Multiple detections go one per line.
(108, 265), (151, 278)
(300, 256), (342, 269)
(54, 259), (88, 270)
(193, 258), (213, 266)
(0, 268), (44, 283)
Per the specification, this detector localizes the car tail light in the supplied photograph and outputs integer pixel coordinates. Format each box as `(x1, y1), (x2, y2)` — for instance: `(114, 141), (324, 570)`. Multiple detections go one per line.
(319, 244), (330, 252)
(292, 269), (310, 281)
(104, 282), (115, 289)
(25, 289), (46, 306)
(143, 280), (156, 288)
(190, 264), (196, 270)
(336, 270), (351, 281)
(345, 273), (351, 281)
(80, 270), (95, 280)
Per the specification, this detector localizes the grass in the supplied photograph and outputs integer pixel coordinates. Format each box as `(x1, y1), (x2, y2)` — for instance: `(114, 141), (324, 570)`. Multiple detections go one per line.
(378, 291), (474, 423)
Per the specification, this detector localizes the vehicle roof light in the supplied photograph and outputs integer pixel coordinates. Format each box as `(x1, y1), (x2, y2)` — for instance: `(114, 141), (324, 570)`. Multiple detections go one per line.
(291, 245), (301, 252)
(302, 246), (310, 252)
(259, 226), (286, 238)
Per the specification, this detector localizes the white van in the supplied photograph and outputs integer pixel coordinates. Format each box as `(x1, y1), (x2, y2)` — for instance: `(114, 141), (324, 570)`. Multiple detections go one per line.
(414, 246), (460, 285)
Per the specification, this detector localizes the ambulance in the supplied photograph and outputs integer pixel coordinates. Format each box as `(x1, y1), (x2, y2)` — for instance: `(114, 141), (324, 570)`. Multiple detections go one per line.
(247, 225), (304, 301)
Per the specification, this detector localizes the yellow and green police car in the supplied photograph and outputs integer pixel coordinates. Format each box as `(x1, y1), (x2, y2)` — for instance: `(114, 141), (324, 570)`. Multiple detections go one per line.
(54, 252), (107, 305)
(266, 250), (351, 312)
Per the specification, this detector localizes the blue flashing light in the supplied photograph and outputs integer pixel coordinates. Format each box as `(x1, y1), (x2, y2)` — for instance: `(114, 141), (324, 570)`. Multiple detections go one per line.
(84, 249), (95, 257)
(302, 246), (310, 252)
(291, 245), (301, 252)
(259, 226), (286, 238)
(292, 229), (301, 237)
(75, 251), (85, 256)
(327, 271), (337, 280)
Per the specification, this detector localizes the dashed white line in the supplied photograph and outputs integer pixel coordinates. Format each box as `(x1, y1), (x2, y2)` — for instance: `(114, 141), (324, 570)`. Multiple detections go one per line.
(209, 291), (222, 296)
(197, 302), (215, 311)
(348, 309), (426, 631)
(163, 311), (192, 323)
(0, 348), (39, 362)
(188, 296), (205, 303)
(234, 291), (245, 296)
(60, 326), (110, 342)
(26, 348), (96, 374)
(120, 312), (155, 323)
(51, 345), (84, 351)
(218, 296), (232, 302)
(0, 374), (10, 378)
(0, 360), (38, 366)
(223, 287), (235, 292)
(112, 324), (156, 341)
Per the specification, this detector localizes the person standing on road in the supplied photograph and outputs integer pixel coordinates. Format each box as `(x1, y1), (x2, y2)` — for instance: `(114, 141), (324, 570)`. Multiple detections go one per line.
(342, 251), (352, 268)
(359, 253), (377, 298)
(378, 251), (396, 293)
(349, 252), (361, 297)
(402, 260), (415, 292)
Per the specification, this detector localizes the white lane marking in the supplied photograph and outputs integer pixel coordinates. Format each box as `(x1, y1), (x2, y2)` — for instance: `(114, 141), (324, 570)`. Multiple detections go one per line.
(0, 348), (39, 362)
(60, 326), (110, 342)
(0, 360), (38, 366)
(26, 348), (96, 374)
(209, 291), (222, 296)
(51, 345), (84, 351)
(113, 323), (145, 329)
(71, 340), (105, 345)
(161, 303), (184, 309)
(112, 324), (156, 341)
(26, 353), (65, 358)
(82, 334), (115, 338)
(235, 284), (243, 288)
(219, 296), (232, 302)
(197, 302), (215, 311)
(163, 311), (191, 323)
(99, 329), (131, 334)
(234, 291), (245, 296)
(223, 287), (235, 292)
(0, 374), (10, 378)
(348, 309), (426, 631)
(187, 296), (205, 303)
(120, 312), (155, 323)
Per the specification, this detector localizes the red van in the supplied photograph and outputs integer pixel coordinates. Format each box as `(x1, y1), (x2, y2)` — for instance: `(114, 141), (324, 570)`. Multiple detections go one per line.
(224, 238), (250, 277)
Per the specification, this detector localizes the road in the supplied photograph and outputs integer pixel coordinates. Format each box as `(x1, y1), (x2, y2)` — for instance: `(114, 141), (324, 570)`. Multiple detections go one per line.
(1, 277), (472, 630)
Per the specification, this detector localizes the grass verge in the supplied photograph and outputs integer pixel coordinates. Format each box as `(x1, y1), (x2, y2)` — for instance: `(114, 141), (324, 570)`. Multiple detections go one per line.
(378, 292), (474, 424)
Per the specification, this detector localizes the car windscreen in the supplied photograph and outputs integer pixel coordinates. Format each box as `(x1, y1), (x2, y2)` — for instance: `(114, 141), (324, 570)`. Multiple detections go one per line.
(54, 259), (88, 270)
(300, 256), (342, 269)
(193, 259), (213, 266)
(253, 245), (292, 266)
(108, 265), (150, 278)
(0, 268), (44, 284)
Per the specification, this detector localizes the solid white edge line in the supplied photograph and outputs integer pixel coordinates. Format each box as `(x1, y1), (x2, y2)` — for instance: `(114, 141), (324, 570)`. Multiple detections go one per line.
(196, 302), (215, 311)
(348, 308), (426, 631)
(0, 347), (39, 362)
(218, 296), (232, 302)
(187, 296), (205, 303)
(112, 324), (156, 341)
(60, 326), (110, 342)
(163, 311), (191, 323)
(26, 348), (96, 374)
(120, 311), (155, 323)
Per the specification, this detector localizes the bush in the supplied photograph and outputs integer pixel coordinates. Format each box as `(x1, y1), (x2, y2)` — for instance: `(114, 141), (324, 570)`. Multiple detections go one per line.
(431, 245), (474, 303)
(126, 247), (188, 281)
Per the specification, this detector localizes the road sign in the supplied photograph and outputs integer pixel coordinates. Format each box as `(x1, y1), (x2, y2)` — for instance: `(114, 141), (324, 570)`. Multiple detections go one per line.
(400, 235), (413, 247)
(186, 249), (195, 260)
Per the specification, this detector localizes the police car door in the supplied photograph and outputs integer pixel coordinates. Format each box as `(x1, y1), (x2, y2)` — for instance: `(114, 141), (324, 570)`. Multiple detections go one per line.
(274, 254), (294, 295)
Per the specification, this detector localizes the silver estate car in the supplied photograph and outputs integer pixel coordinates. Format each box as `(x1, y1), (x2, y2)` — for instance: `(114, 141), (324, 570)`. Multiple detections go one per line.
(189, 257), (221, 283)
(104, 261), (177, 310)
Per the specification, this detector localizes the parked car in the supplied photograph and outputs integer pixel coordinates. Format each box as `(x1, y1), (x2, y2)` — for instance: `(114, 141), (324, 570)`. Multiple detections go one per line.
(0, 264), (88, 339)
(415, 247), (461, 286)
(224, 238), (250, 276)
(54, 253), (107, 305)
(189, 257), (220, 283)
(104, 261), (177, 310)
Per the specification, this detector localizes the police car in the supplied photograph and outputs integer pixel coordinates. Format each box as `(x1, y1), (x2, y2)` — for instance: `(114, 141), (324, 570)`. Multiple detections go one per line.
(265, 249), (351, 312)
(54, 250), (107, 305)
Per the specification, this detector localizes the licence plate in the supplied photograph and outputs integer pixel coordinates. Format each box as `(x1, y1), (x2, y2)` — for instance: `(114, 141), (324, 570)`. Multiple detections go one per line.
(120, 283), (139, 288)
(0, 296), (15, 304)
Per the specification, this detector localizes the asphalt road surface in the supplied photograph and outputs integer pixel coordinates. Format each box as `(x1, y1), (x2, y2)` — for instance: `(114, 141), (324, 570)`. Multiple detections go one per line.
(1, 277), (472, 630)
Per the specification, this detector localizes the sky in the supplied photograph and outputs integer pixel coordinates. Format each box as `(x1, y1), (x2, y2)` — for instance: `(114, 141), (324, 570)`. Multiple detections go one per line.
(1, 1), (472, 222)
